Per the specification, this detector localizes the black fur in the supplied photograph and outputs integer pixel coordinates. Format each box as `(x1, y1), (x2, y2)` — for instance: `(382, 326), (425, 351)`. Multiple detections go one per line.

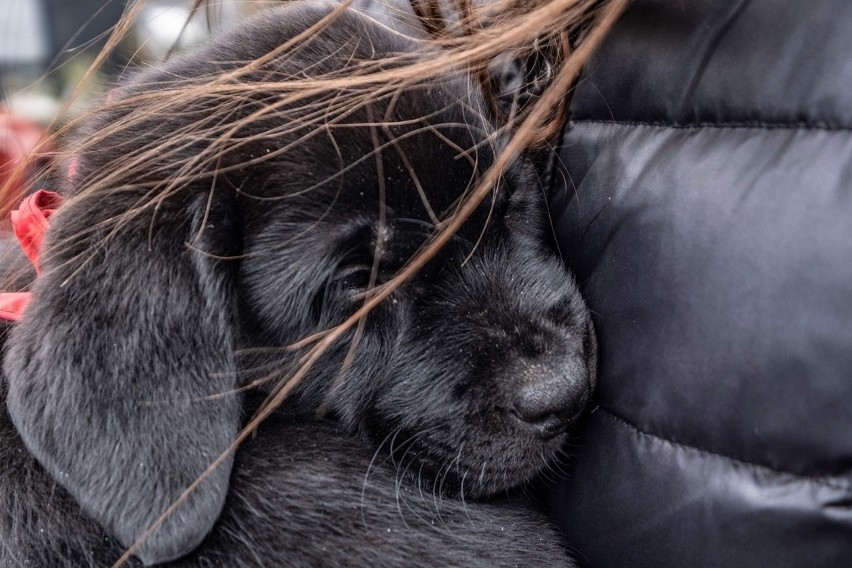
(0, 4), (595, 566)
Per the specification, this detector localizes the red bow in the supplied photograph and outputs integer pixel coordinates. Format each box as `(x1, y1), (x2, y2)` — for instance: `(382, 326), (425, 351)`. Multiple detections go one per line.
(0, 190), (64, 322)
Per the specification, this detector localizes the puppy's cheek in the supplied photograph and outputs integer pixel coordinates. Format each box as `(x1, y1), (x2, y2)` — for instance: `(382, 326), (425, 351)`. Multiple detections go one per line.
(322, 306), (405, 430)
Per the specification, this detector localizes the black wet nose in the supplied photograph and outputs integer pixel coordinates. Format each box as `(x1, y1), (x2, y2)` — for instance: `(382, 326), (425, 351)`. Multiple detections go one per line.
(512, 357), (589, 439)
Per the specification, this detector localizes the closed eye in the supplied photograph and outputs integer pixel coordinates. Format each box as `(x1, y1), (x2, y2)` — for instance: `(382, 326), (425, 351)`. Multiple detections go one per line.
(311, 262), (374, 321)
(331, 264), (373, 290)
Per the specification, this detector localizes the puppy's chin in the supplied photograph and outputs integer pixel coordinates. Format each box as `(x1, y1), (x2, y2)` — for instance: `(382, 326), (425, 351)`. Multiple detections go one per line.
(385, 423), (575, 499)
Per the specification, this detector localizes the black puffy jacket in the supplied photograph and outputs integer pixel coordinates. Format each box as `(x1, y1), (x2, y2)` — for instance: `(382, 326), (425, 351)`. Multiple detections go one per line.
(546, 1), (852, 566)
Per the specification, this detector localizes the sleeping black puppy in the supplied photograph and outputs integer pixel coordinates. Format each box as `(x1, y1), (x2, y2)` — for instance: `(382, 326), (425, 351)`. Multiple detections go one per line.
(0, 3), (595, 567)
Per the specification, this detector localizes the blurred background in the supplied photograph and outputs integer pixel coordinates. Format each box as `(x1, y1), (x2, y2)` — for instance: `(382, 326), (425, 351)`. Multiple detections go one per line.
(0, 0), (278, 115)
(0, 0), (279, 204)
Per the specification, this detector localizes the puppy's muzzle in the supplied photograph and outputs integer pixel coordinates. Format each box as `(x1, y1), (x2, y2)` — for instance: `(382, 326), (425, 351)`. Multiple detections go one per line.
(511, 356), (590, 439)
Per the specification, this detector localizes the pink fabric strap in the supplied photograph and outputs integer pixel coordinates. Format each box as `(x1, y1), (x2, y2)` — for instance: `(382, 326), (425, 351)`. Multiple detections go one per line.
(0, 190), (63, 322)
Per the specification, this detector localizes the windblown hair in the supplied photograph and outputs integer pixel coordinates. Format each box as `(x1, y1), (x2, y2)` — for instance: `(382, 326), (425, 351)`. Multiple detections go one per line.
(0, 0), (627, 564)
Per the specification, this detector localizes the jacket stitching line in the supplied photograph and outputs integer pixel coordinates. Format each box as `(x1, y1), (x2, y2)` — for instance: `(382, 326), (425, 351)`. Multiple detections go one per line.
(570, 118), (852, 132)
(596, 406), (852, 492)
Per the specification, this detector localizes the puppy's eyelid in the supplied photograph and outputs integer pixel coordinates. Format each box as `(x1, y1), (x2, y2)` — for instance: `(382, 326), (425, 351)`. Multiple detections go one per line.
(332, 265), (372, 285)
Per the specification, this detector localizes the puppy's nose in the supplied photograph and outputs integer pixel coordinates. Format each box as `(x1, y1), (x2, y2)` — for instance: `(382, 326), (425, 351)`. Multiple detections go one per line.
(512, 357), (589, 439)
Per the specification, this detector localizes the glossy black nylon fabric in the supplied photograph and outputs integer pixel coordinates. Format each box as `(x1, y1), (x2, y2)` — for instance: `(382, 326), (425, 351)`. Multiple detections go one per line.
(545, 1), (852, 566)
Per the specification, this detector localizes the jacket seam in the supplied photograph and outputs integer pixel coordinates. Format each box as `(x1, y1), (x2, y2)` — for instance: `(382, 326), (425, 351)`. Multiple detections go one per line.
(570, 118), (852, 132)
(596, 406), (852, 492)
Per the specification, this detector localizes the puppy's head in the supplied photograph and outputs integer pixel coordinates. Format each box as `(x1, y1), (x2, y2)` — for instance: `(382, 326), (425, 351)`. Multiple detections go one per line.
(359, 181), (597, 499)
(251, 127), (597, 498)
(227, 19), (597, 499)
(2, 4), (595, 564)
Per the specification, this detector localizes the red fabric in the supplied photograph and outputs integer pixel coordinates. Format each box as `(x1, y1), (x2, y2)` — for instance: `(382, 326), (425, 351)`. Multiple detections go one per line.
(0, 190), (63, 322)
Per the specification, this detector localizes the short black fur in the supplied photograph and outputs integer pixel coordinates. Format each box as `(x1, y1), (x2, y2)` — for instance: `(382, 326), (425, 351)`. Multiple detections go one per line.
(0, 4), (595, 566)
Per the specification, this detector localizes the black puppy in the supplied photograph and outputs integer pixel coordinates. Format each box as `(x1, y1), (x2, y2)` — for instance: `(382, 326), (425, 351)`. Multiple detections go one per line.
(0, 4), (595, 566)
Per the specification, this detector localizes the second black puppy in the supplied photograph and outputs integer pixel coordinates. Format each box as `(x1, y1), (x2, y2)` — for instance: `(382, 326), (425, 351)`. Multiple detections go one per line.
(1, 4), (595, 566)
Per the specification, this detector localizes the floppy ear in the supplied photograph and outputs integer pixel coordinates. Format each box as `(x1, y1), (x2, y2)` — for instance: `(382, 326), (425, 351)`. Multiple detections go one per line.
(4, 188), (243, 565)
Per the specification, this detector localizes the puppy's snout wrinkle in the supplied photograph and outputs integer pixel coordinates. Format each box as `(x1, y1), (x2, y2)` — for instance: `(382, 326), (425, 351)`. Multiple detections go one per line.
(511, 356), (590, 439)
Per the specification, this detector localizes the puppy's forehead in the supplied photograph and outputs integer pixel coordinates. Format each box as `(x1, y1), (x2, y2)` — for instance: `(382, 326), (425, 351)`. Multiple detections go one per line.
(255, 90), (496, 220)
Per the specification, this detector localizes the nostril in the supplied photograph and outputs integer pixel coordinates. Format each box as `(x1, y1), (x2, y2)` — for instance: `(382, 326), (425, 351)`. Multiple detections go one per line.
(511, 359), (590, 439)
(511, 409), (572, 439)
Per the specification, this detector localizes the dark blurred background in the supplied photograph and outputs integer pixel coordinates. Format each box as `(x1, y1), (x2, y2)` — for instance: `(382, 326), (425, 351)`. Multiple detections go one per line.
(0, 0), (269, 203)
